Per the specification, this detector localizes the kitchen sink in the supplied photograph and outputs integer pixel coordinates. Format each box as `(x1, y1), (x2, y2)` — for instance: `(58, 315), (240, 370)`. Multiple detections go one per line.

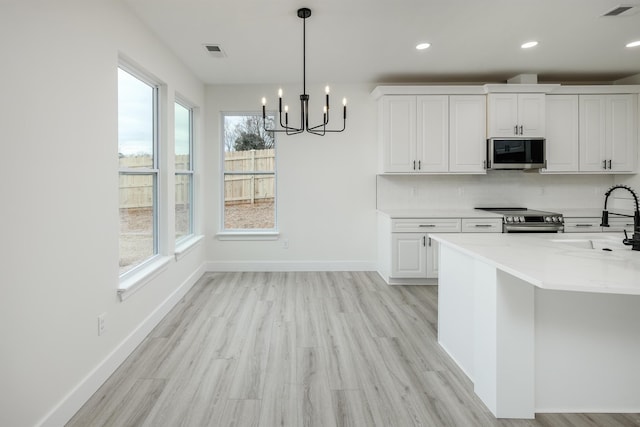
(551, 238), (630, 251)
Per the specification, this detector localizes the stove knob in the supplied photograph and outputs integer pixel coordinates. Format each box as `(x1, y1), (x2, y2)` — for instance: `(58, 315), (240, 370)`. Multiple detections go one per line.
(519, 216), (525, 222)
(545, 216), (551, 222)
(506, 216), (513, 223)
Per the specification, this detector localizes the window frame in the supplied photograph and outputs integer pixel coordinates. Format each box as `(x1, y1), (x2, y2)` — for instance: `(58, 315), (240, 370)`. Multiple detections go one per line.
(118, 63), (161, 278)
(219, 111), (278, 236)
(174, 98), (195, 244)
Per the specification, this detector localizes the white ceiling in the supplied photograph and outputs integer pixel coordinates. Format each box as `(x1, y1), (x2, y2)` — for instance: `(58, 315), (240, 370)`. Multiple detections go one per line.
(123, 0), (640, 85)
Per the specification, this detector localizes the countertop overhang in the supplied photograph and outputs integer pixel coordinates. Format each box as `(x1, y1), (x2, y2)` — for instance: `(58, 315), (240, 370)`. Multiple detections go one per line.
(431, 232), (640, 295)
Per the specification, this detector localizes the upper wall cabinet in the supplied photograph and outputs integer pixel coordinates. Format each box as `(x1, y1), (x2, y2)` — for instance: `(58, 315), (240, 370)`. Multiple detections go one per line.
(544, 95), (579, 172)
(449, 95), (486, 173)
(380, 95), (448, 173)
(579, 94), (637, 173)
(487, 93), (546, 138)
(379, 94), (486, 174)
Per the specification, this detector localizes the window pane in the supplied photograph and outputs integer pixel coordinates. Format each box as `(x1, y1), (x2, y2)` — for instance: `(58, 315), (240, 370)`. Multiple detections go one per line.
(224, 173), (275, 229)
(175, 173), (192, 240)
(119, 174), (156, 275)
(223, 115), (275, 172)
(175, 102), (191, 170)
(118, 68), (155, 168)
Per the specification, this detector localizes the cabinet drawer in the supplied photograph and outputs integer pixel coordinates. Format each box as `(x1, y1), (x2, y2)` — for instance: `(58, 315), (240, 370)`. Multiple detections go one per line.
(461, 218), (503, 233)
(391, 218), (461, 233)
(607, 217), (635, 232)
(564, 218), (601, 233)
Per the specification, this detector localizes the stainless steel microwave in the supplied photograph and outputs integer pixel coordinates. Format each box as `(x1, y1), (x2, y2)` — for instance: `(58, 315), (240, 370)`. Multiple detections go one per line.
(486, 138), (546, 170)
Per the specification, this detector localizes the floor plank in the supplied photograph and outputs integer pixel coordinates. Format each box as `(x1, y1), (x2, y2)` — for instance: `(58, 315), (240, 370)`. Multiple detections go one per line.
(67, 272), (640, 427)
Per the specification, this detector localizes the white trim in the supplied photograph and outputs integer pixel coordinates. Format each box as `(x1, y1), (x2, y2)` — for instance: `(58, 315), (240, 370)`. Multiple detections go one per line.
(118, 256), (172, 301)
(205, 260), (376, 272)
(36, 263), (206, 427)
(216, 231), (279, 241)
(175, 234), (204, 261)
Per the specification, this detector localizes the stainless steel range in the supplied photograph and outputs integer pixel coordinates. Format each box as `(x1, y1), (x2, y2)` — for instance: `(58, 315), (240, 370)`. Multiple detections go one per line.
(476, 207), (564, 233)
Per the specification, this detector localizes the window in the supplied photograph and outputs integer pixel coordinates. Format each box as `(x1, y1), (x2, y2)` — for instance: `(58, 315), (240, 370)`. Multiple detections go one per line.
(118, 66), (159, 276)
(222, 113), (276, 231)
(175, 100), (194, 242)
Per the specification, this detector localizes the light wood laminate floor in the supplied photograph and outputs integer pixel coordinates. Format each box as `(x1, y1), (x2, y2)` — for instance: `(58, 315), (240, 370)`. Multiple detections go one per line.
(68, 272), (640, 427)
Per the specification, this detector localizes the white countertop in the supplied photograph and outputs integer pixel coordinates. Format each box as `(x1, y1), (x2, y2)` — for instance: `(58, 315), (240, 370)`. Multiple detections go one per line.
(377, 209), (502, 219)
(431, 232), (640, 295)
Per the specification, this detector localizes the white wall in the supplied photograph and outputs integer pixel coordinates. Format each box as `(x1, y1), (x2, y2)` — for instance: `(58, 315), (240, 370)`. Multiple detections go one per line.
(0, 1), (205, 426)
(205, 84), (379, 270)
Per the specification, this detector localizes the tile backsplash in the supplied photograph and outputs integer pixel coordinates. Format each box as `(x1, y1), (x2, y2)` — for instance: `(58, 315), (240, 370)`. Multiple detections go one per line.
(376, 172), (615, 211)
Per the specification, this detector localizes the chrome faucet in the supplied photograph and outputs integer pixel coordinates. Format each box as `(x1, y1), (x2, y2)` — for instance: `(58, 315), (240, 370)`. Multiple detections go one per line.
(600, 184), (640, 251)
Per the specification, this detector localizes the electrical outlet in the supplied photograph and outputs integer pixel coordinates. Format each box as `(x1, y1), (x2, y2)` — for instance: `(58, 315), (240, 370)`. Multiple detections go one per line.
(98, 313), (106, 336)
(283, 239), (289, 249)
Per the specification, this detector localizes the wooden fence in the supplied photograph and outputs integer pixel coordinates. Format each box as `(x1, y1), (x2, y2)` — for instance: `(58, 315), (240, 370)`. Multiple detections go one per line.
(224, 149), (275, 205)
(119, 150), (275, 208)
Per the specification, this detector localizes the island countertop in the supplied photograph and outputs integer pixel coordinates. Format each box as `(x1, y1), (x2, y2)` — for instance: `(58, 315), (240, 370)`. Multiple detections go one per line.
(430, 232), (640, 295)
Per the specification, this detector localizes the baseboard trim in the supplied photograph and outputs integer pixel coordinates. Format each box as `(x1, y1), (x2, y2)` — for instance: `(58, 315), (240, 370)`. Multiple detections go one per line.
(205, 260), (377, 272)
(38, 262), (206, 427)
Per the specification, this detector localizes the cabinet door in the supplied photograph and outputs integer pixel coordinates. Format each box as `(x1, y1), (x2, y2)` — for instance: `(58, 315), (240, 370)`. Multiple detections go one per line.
(449, 95), (487, 173)
(416, 95), (449, 172)
(544, 95), (579, 172)
(607, 94), (636, 172)
(518, 93), (546, 137)
(391, 233), (427, 278)
(487, 94), (518, 137)
(579, 95), (607, 172)
(381, 96), (417, 172)
(426, 236), (440, 278)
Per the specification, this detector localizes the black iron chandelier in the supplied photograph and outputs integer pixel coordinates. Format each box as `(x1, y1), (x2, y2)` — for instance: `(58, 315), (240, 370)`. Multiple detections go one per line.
(261, 8), (347, 136)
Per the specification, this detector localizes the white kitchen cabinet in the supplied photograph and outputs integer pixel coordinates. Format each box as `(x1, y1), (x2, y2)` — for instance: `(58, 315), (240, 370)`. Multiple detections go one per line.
(380, 95), (448, 173)
(487, 93), (546, 138)
(579, 94), (637, 172)
(389, 218), (461, 280)
(379, 215), (501, 283)
(391, 233), (428, 278)
(563, 217), (602, 233)
(544, 95), (579, 172)
(449, 95), (487, 173)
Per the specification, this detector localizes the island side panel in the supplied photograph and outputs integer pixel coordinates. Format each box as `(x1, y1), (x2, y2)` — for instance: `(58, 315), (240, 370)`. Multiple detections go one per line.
(535, 289), (640, 412)
(437, 244), (476, 380)
(494, 270), (535, 419)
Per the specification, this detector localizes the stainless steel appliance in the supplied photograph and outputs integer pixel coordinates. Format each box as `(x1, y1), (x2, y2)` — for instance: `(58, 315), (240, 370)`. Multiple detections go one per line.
(476, 207), (564, 233)
(486, 138), (546, 170)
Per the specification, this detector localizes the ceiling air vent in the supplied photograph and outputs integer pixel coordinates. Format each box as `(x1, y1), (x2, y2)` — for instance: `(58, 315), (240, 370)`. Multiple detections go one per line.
(203, 44), (226, 58)
(602, 4), (638, 16)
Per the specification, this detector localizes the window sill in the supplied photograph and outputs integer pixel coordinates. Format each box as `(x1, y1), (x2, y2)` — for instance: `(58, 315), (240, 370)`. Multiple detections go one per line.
(175, 234), (204, 261)
(118, 256), (172, 301)
(216, 231), (280, 241)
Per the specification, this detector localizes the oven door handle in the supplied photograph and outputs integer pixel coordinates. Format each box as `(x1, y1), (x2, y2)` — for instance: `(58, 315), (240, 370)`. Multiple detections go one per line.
(504, 225), (564, 233)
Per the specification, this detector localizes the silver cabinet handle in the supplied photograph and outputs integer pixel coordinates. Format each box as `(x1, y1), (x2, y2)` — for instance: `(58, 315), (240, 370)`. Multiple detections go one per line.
(413, 160), (416, 170)
(514, 125), (518, 135)
(519, 125), (523, 135)
(576, 224), (593, 227)
(419, 224), (436, 228)
(418, 160), (421, 170)
(603, 160), (607, 169)
(608, 159), (612, 169)
(428, 237), (432, 247)
(422, 236), (426, 246)
(474, 224), (493, 228)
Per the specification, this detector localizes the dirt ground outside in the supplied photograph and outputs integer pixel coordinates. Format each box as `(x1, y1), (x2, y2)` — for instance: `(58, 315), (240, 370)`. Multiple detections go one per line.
(120, 201), (273, 274)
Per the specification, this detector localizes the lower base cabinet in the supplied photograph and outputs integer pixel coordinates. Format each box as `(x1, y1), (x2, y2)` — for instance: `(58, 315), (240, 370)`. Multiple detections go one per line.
(378, 213), (501, 284)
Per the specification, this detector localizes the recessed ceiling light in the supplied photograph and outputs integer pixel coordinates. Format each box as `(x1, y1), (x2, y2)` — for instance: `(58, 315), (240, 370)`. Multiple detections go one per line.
(521, 41), (538, 49)
(416, 42), (431, 50)
(626, 40), (640, 48)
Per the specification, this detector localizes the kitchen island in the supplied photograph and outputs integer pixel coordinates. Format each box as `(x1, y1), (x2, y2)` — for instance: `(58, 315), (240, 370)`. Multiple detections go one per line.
(431, 232), (640, 419)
